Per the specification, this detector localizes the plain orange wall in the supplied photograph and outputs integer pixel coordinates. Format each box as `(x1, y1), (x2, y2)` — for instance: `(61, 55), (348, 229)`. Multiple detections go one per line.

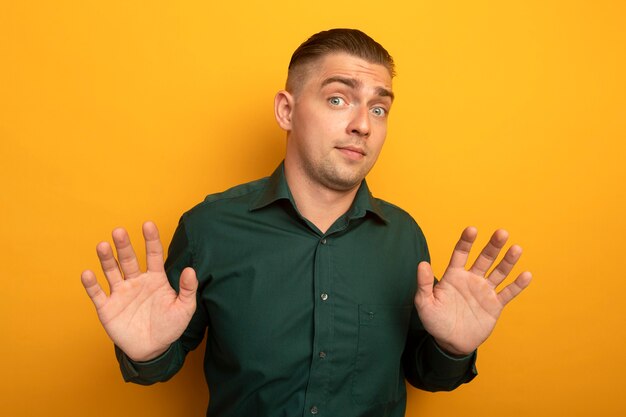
(1, 1), (625, 416)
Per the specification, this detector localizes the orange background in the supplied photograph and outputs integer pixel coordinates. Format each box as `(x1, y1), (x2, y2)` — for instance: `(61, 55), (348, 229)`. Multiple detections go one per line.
(1, 1), (625, 416)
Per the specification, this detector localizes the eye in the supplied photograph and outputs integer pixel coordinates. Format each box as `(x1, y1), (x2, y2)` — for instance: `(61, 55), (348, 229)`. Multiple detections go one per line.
(371, 106), (387, 117)
(328, 97), (346, 106)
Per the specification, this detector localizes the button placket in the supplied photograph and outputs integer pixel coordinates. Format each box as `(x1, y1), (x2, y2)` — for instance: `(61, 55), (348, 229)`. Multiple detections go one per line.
(304, 233), (333, 413)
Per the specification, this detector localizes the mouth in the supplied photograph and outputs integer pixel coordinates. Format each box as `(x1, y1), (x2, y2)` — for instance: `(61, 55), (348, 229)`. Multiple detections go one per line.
(335, 145), (366, 160)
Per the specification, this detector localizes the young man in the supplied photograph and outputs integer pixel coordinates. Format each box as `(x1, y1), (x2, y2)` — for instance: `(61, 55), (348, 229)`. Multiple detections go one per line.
(81, 29), (531, 417)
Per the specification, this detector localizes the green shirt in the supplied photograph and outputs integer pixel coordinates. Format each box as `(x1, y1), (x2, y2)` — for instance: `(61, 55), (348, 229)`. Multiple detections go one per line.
(116, 163), (477, 417)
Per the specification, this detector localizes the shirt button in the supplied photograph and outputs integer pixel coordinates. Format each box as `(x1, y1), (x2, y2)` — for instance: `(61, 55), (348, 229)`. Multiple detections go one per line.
(320, 293), (328, 301)
(319, 351), (326, 359)
(321, 238), (327, 244)
(310, 406), (319, 414)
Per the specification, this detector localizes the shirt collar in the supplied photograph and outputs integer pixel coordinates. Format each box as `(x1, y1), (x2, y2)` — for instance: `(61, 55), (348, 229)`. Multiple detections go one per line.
(349, 178), (389, 224)
(250, 162), (389, 224)
(249, 162), (293, 210)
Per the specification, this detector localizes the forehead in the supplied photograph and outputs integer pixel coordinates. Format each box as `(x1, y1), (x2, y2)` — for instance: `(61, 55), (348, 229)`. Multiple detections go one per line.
(299, 53), (393, 91)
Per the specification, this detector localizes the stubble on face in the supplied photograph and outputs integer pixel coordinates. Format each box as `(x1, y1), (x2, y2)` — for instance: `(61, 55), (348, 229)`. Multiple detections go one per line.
(299, 146), (366, 191)
(287, 54), (393, 193)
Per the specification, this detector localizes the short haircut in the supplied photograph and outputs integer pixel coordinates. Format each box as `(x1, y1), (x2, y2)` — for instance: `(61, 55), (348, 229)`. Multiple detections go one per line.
(286, 28), (395, 93)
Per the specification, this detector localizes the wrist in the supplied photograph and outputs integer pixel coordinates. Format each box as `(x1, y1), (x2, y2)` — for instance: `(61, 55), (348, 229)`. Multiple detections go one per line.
(433, 338), (473, 358)
(125, 345), (171, 363)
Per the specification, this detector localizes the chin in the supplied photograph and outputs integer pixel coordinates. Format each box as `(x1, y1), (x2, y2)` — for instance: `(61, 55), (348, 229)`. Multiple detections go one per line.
(322, 173), (365, 191)
(311, 160), (370, 191)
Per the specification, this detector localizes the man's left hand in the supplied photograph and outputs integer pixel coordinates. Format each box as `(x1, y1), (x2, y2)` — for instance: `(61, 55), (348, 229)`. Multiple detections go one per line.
(414, 227), (532, 356)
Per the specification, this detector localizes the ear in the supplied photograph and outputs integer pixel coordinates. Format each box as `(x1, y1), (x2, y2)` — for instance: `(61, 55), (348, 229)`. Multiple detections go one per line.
(274, 90), (294, 131)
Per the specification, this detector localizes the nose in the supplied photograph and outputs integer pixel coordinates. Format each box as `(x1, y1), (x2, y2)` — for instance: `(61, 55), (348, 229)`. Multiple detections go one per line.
(347, 106), (371, 138)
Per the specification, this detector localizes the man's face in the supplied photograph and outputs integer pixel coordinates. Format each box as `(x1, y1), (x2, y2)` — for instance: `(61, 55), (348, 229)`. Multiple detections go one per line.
(280, 53), (394, 192)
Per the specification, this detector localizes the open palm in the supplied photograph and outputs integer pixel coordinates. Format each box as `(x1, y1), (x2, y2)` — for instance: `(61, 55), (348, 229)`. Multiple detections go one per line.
(415, 227), (532, 356)
(81, 222), (197, 362)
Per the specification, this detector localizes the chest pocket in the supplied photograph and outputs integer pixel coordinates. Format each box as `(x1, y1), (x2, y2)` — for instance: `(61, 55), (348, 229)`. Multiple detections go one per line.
(351, 304), (413, 405)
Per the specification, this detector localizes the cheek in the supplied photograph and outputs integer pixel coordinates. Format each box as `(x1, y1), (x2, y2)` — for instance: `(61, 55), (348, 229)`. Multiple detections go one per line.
(368, 136), (387, 161)
(302, 113), (341, 141)
(293, 104), (327, 134)
(371, 124), (387, 148)
(293, 101), (352, 143)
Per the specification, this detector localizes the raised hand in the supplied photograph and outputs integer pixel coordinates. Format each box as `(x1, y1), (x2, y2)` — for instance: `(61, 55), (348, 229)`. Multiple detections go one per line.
(81, 222), (198, 361)
(415, 227), (532, 356)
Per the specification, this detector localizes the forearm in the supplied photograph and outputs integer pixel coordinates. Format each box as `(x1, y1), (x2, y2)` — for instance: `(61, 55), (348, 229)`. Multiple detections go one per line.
(403, 332), (477, 392)
(115, 341), (186, 385)
(115, 216), (208, 385)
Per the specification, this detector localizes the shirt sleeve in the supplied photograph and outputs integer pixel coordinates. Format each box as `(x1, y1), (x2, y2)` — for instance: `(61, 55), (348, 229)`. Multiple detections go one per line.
(402, 308), (478, 392)
(115, 342), (186, 385)
(115, 215), (209, 384)
(401, 222), (478, 391)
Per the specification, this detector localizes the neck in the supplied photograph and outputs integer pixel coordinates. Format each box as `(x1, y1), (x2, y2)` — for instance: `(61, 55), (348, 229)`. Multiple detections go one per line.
(284, 162), (360, 234)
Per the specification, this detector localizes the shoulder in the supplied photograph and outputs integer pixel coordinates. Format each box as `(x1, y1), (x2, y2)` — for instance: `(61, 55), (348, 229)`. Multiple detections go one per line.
(374, 197), (424, 232)
(370, 195), (429, 257)
(182, 176), (270, 221)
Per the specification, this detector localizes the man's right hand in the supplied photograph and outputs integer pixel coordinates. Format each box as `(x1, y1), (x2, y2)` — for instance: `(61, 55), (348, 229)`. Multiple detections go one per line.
(81, 221), (198, 362)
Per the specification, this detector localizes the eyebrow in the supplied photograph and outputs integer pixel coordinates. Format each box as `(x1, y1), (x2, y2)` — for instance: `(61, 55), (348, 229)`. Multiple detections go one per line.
(321, 76), (394, 101)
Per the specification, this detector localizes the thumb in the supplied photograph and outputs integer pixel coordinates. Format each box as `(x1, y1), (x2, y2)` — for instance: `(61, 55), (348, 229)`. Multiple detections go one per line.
(416, 261), (435, 300)
(177, 267), (198, 307)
